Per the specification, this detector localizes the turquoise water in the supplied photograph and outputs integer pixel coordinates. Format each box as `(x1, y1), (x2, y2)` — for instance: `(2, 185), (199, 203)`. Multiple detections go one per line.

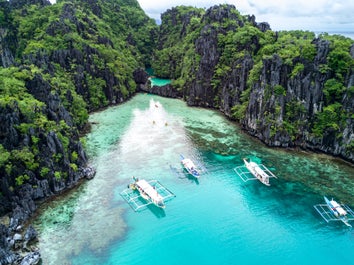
(149, 77), (171, 86)
(145, 67), (171, 86)
(34, 94), (354, 265)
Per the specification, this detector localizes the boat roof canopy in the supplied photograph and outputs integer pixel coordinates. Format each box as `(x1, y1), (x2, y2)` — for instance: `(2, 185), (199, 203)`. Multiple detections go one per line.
(136, 179), (164, 202)
(182, 158), (195, 167)
(330, 199), (347, 216)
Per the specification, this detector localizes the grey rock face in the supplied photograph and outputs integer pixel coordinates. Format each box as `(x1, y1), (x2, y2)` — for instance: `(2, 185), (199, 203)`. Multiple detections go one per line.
(155, 4), (354, 163)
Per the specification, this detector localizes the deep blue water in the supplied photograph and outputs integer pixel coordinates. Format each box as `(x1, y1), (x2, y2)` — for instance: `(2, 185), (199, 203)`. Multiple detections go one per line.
(34, 94), (354, 265)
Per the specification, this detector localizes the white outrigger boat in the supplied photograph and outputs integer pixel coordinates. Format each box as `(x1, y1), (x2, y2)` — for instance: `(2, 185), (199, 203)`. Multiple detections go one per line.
(314, 196), (354, 227)
(120, 177), (175, 211)
(234, 158), (277, 186)
(181, 155), (200, 178)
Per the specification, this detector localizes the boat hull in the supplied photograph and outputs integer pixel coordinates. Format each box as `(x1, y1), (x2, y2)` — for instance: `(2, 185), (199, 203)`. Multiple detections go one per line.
(323, 196), (351, 227)
(181, 158), (200, 178)
(243, 159), (270, 186)
(134, 179), (166, 209)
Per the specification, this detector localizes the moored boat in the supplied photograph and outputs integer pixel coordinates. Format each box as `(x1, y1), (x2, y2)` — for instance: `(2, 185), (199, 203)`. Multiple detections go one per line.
(314, 196), (354, 227)
(324, 196), (347, 217)
(181, 156), (200, 178)
(243, 158), (272, 186)
(121, 178), (176, 212)
(131, 177), (165, 208)
(324, 196), (351, 226)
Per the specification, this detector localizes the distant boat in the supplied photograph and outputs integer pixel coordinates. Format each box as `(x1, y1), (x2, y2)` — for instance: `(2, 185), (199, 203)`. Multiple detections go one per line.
(181, 155), (200, 178)
(243, 158), (276, 186)
(314, 196), (354, 227)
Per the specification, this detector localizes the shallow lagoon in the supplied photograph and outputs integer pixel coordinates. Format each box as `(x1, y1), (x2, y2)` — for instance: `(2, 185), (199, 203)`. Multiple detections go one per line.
(34, 93), (354, 265)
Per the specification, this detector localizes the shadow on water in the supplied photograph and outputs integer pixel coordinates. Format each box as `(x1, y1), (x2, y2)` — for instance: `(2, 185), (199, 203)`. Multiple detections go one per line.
(145, 204), (166, 218)
(169, 165), (200, 185)
(179, 171), (200, 185)
(127, 194), (167, 218)
(190, 176), (200, 185)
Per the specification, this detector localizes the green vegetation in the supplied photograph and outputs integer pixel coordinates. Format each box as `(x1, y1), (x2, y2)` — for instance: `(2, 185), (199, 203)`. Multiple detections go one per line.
(313, 103), (345, 137)
(0, 0), (157, 195)
(153, 5), (354, 148)
(231, 88), (250, 120)
(15, 174), (30, 186)
(273, 85), (286, 96)
(0, 145), (10, 168)
(152, 6), (205, 79)
(290, 63), (304, 78)
(1, 1), (354, 199)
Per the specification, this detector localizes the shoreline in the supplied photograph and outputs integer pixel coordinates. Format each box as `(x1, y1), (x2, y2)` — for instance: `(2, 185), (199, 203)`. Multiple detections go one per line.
(1, 88), (352, 264)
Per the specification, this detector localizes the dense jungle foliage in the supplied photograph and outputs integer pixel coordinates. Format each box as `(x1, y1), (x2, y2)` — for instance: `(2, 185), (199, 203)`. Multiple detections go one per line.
(0, 1), (354, 212)
(152, 5), (354, 155)
(0, 0), (157, 211)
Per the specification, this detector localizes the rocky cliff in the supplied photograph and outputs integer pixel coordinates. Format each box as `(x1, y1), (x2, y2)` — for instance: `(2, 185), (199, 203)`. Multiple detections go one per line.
(153, 4), (354, 163)
(1, 2), (354, 264)
(0, 0), (156, 263)
(0, 0), (157, 210)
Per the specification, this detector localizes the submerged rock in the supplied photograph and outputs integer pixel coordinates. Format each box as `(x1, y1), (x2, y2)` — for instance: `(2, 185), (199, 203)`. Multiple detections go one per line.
(0, 222), (40, 265)
(20, 251), (40, 265)
(0, 248), (18, 265)
(24, 226), (37, 245)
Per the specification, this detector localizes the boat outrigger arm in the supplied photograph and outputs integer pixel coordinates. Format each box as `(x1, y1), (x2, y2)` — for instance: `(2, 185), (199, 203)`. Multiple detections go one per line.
(234, 158), (277, 186)
(314, 196), (354, 227)
(120, 178), (176, 212)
